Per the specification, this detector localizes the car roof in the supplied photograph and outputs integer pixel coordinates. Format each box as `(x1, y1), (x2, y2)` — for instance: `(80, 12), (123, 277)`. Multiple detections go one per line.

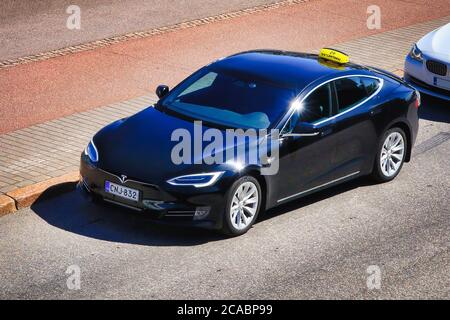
(210, 50), (369, 90)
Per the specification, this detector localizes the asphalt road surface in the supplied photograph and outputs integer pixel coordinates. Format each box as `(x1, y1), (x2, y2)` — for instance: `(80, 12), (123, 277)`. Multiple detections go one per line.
(0, 0), (278, 60)
(0, 96), (449, 299)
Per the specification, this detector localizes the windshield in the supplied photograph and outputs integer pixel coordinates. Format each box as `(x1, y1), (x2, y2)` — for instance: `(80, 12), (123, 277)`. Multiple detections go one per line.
(161, 68), (296, 129)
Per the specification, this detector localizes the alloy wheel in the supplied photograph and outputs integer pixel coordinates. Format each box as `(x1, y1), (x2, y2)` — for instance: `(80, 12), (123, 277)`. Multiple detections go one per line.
(380, 131), (405, 177)
(229, 181), (259, 231)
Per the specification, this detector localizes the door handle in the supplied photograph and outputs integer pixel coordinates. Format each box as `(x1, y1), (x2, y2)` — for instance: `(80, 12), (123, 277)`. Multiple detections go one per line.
(370, 107), (382, 116)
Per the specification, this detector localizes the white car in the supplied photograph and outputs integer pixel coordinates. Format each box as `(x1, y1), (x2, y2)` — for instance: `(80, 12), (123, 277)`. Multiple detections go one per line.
(404, 22), (450, 101)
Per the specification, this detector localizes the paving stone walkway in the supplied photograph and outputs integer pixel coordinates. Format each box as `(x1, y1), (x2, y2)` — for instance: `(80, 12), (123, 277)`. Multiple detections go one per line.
(0, 95), (157, 193)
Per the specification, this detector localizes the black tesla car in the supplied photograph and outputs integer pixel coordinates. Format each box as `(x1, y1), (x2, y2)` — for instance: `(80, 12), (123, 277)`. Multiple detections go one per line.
(79, 49), (420, 236)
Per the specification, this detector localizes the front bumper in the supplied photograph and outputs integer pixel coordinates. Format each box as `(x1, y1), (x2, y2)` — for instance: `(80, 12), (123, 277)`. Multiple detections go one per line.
(404, 55), (450, 101)
(79, 155), (228, 230)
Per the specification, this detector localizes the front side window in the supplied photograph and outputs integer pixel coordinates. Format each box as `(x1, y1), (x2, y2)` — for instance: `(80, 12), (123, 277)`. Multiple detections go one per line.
(282, 82), (333, 133)
(334, 77), (380, 113)
(283, 83), (333, 133)
(299, 82), (333, 124)
(162, 68), (296, 129)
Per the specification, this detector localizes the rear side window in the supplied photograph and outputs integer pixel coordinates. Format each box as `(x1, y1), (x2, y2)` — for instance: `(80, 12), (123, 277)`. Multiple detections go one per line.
(334, 77), (380, 113)
(361, 77), (380, 95)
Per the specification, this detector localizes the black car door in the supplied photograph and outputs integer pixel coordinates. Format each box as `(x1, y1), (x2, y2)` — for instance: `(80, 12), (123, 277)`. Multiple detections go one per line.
(274, 82), (339, 204)
(330, 76), (382, 179)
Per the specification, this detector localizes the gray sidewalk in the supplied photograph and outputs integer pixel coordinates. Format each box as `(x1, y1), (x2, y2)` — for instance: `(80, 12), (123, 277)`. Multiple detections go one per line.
(0, 16), (449, 194)
(0, 95), (157, 193)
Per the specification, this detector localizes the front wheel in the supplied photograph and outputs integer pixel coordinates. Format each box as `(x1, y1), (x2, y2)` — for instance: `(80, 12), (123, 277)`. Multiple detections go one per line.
(221, 176), (262, 236)
(372, 127), (407, 182)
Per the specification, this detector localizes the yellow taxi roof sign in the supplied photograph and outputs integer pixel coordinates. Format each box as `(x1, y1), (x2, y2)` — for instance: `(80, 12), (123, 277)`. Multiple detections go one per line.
(319, 48), (349, 64)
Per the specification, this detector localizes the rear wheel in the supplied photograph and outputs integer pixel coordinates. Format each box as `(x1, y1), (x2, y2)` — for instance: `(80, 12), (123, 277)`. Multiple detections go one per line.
(372, 127), (407, 182)
(221, 176), (261, 236)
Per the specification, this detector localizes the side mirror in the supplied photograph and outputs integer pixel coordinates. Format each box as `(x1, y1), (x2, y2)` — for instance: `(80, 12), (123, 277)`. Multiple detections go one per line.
(156, 85), (169, 99)
(282, 122), (320, 138)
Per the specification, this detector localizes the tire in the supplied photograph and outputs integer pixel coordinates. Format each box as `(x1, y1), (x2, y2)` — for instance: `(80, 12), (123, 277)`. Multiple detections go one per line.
(371, 127), (407, 182)
(220, 176), (262, 236)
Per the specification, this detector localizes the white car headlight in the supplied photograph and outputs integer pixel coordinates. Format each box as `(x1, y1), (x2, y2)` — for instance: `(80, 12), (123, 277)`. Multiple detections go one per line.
(84, 139), (99, 162)
(410, 44), (423, 62)
(167, 172), (224, 187)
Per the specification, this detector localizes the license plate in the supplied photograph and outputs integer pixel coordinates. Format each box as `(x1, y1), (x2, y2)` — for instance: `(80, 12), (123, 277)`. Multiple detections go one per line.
(436, 77), (450, 90)
(105, 181), (140, 202)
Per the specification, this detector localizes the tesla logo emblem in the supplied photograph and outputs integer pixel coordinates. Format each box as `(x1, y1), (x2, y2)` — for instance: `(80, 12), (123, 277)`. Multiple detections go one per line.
(119, 175), (127, 183)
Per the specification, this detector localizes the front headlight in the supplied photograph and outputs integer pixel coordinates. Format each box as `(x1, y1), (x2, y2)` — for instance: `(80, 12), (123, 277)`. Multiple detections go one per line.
(167, 171), (224, 187)
(410, 44), (423, 62)
(84, 139), (99, 162)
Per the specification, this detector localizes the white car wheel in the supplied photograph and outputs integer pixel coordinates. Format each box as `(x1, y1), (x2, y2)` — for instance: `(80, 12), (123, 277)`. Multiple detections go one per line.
(380, 131), (405, 177)
(222, 176), (261, 235)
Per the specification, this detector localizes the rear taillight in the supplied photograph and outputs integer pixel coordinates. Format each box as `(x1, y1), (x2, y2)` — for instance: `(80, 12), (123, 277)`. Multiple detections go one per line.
(414, 90), (421, 108)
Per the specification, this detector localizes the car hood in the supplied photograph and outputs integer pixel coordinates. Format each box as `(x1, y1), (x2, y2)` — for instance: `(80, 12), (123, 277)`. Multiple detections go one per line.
(94, 107), (264, 184)
(417, 22), (450, 62)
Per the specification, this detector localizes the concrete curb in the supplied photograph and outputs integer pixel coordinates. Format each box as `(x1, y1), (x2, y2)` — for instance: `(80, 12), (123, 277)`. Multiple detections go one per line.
(0, 171), (79, 216)
(0, 195), (16, 216)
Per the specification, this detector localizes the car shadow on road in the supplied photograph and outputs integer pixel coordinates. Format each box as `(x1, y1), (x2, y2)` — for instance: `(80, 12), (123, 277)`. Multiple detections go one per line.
(31, 183), (226, 246)
(31, 176), (376, 246)
(260, 176), (374, 221)
(419, 94), (450, 123)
